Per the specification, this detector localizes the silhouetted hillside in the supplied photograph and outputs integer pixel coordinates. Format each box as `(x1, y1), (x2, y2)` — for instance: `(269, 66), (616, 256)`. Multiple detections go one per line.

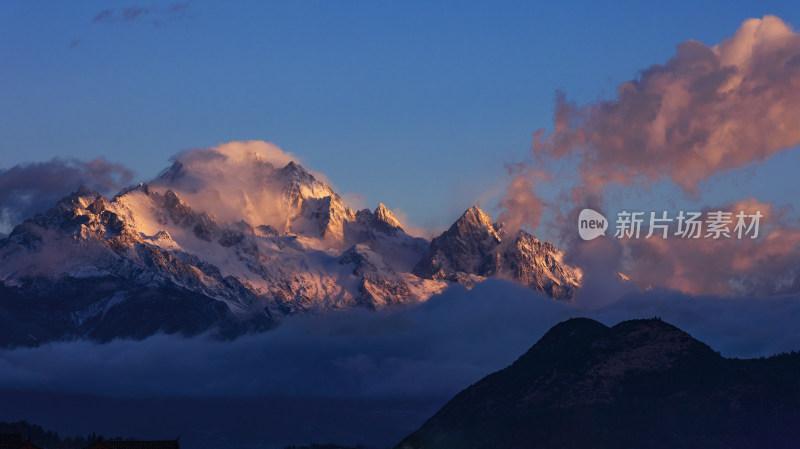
(397, 318), (800, 449)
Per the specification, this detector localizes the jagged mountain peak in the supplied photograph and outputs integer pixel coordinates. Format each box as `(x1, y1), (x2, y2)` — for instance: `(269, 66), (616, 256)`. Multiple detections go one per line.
(278, 160), (318, 188)
(277, 161), (351, 241)
(74, 184), (97, 197)
(457, 205), (494, 228)
(414, 206), (581, 299)
(55, 185), (102, 210)
(346, 203), (408, 242)
(6, 186), (107, 236)
(278, 160), (309, 178)
(158, 160), (185, 183)
(448, 205), (502, 243)
(162, 188), (185, 206)
(374, 203), (400, 225)
(278, 161), (338, 208)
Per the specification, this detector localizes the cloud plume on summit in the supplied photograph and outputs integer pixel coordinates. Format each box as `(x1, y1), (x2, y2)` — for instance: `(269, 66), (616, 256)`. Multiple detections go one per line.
(150, 140), (341, 233)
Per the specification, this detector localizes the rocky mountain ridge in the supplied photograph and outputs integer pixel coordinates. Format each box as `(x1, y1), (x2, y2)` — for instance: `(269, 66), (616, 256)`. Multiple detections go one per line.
(413, 206), (580, 299)
(0, 143), (581, 346)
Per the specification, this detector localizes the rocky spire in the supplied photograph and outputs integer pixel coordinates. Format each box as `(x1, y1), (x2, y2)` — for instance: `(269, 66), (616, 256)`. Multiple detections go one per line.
(374, 203), (403, 230)
(449, 205), (501, 243)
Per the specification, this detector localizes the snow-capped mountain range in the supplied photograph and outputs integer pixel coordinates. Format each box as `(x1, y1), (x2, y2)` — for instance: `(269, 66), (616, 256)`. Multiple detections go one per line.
(0, 142), (581, 346)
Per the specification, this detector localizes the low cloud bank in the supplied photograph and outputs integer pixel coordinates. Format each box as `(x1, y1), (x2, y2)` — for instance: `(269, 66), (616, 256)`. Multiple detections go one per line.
(1, 279), (799, 400)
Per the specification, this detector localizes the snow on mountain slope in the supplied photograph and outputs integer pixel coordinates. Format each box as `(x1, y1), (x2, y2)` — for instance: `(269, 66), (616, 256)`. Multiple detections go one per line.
(0, 141), (580, 346)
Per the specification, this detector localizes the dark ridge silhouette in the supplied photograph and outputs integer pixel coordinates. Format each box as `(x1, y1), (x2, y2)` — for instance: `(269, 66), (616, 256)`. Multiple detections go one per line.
(397, 317), (800, 449)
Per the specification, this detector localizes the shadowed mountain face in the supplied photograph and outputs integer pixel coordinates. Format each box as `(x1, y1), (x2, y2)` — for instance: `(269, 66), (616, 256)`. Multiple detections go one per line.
(397, 318), (800, 449)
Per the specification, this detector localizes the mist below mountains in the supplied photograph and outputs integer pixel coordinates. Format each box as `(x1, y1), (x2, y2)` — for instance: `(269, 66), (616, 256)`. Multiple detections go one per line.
(2, 278), (800, 447)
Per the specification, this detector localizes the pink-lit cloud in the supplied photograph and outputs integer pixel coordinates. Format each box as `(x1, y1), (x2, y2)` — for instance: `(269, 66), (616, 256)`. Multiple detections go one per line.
(497, 16), (800, 296)
(497, 163), (549, 232)
(533, 15), (800, 198)
(619, 198), (800, 296)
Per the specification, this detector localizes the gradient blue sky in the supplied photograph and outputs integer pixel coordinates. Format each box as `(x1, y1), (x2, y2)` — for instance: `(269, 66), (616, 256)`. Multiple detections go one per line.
(2, 0), (799, 237)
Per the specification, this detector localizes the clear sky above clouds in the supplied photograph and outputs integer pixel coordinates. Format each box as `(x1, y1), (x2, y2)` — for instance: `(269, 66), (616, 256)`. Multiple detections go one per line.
(2, 0), (799, 236)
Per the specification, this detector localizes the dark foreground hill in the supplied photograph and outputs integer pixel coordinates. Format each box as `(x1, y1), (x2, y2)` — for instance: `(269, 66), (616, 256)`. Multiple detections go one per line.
(396, 317), (800, 449)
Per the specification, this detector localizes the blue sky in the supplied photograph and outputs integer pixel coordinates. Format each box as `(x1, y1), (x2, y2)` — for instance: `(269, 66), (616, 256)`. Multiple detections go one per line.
(2, 1), (800, 237)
